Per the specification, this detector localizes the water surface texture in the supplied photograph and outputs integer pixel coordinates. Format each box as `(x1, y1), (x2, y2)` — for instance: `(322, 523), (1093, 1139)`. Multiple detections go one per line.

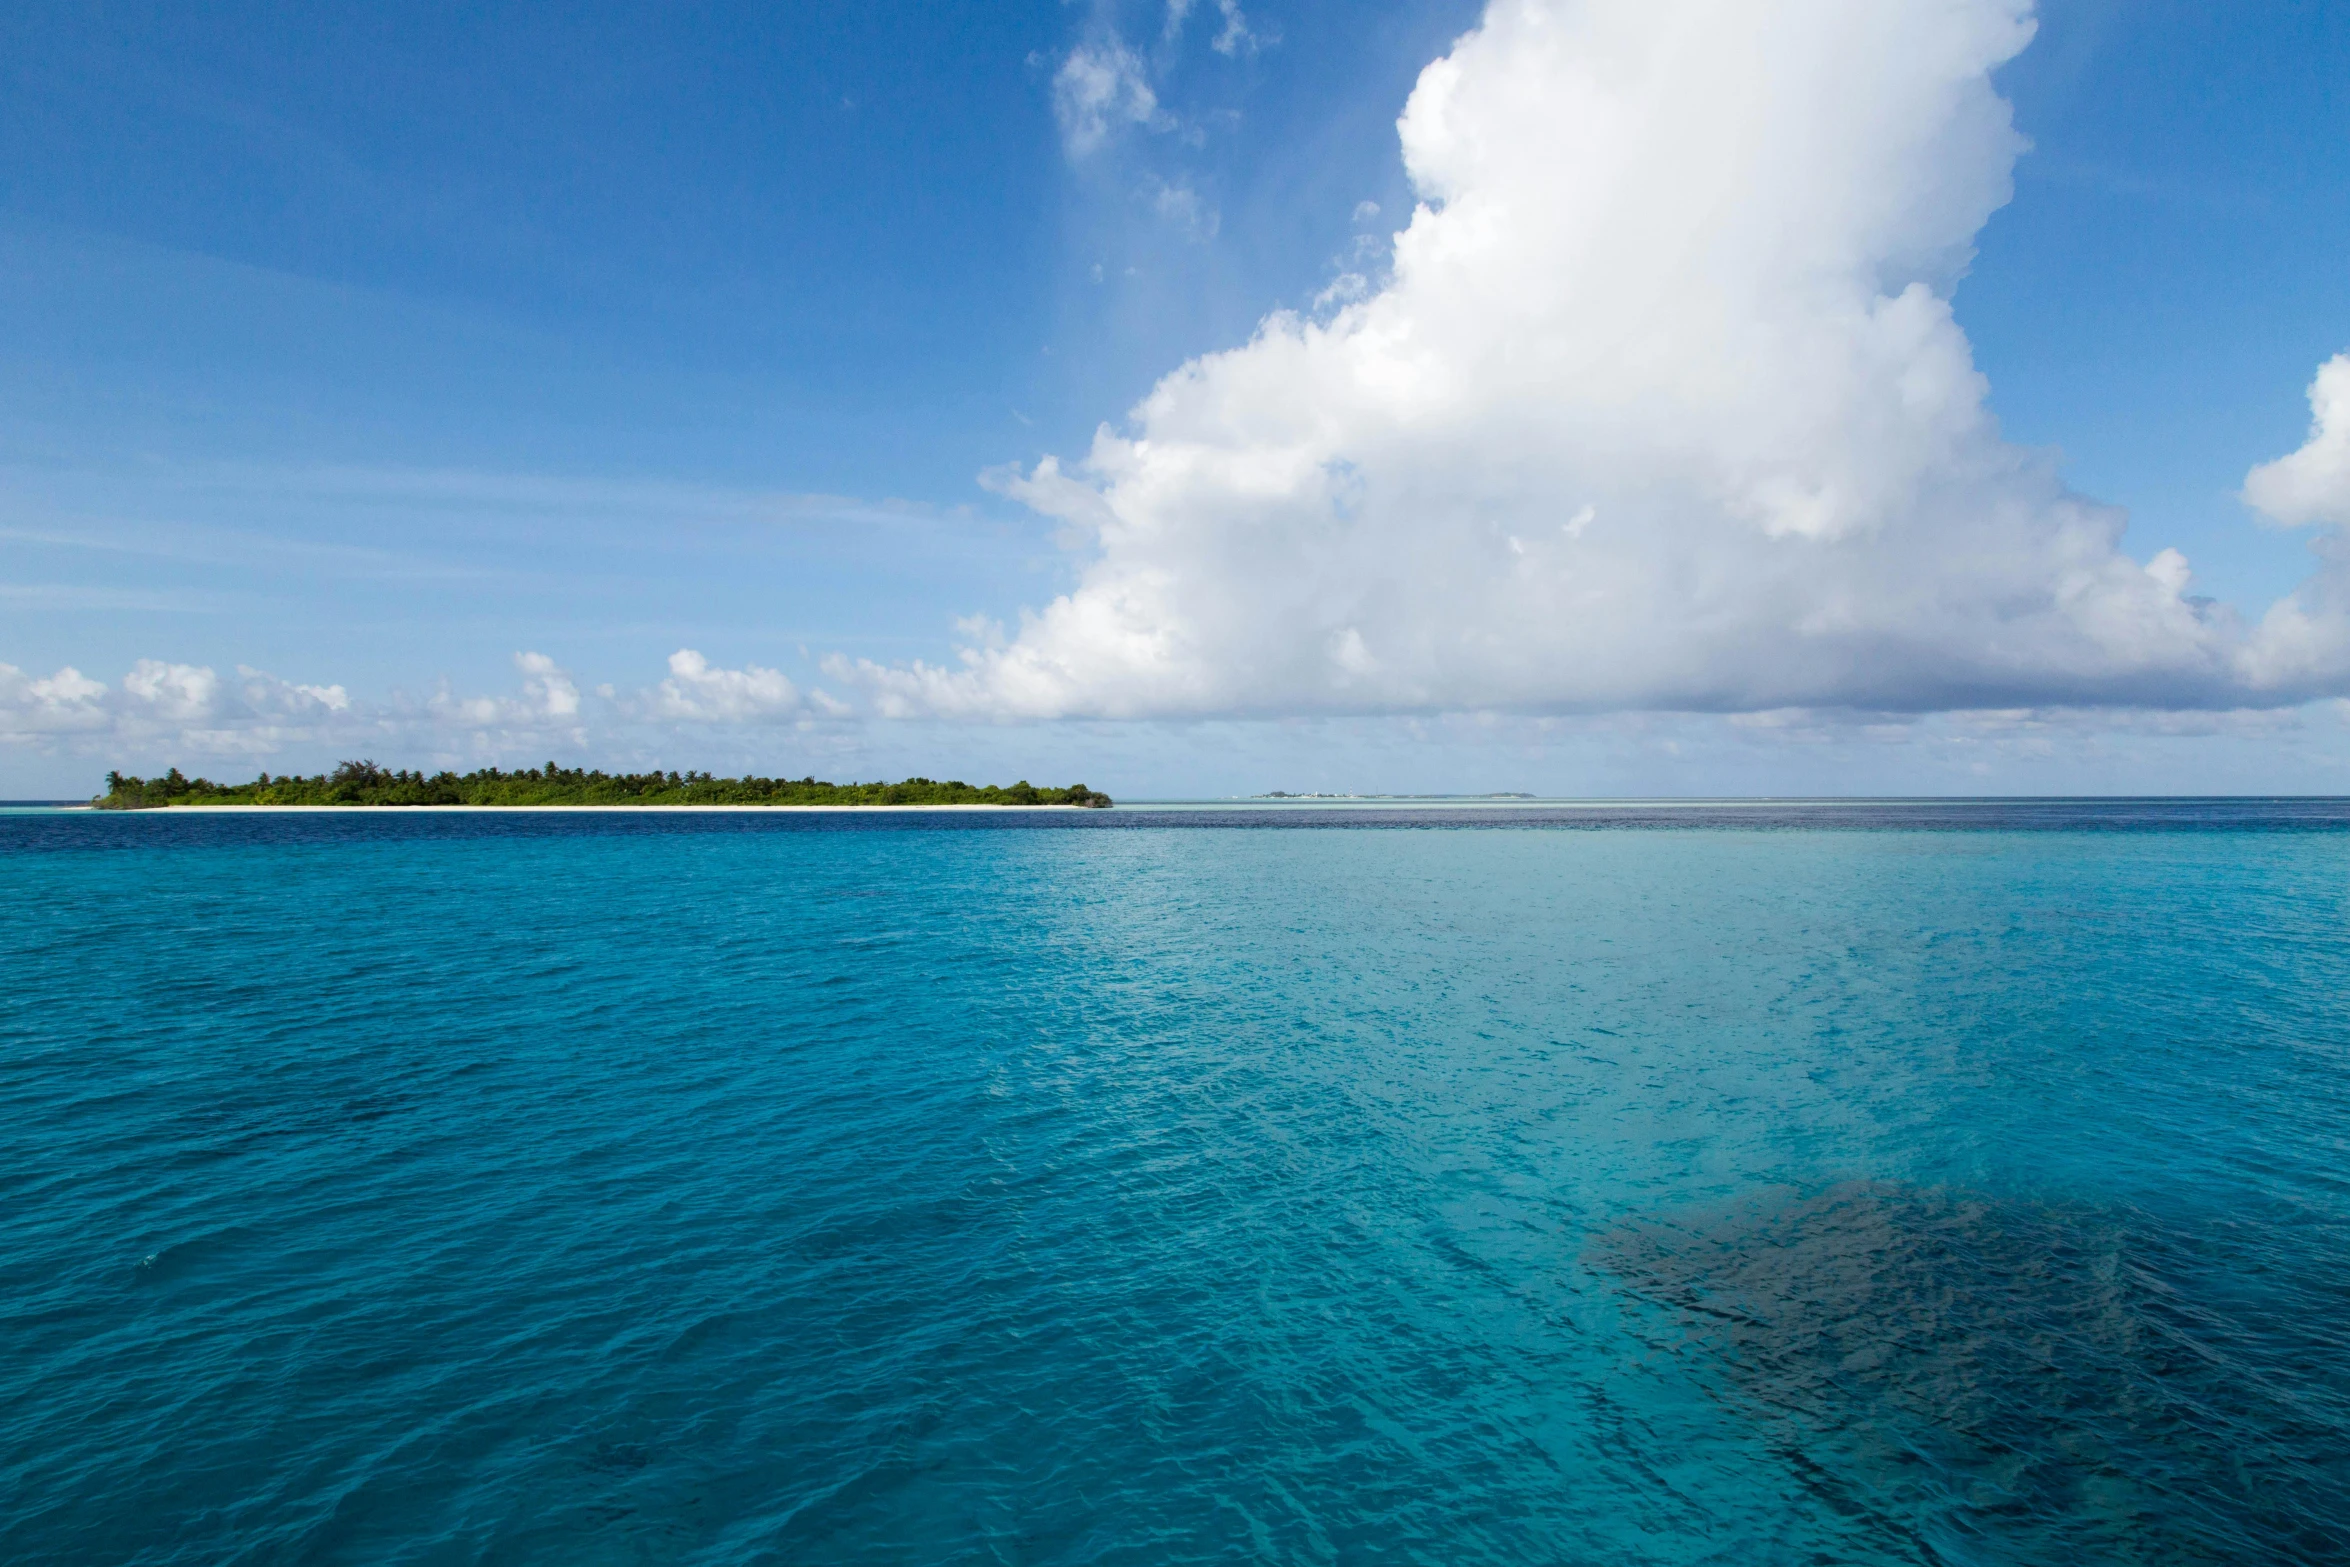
(5, 803), (2348, 1564)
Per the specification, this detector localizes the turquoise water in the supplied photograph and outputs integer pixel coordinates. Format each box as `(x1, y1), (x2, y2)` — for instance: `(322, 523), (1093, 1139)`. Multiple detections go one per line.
(4, 803), (2348, 1564)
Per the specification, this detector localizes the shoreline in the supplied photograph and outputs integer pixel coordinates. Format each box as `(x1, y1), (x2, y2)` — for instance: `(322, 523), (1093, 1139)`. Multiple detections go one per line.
(126, 802), (1100, 814)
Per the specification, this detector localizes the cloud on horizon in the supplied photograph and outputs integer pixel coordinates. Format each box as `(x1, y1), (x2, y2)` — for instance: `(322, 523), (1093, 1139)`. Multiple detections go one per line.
(0, 650), (850, 776)
(632, 648), (849, 723)
(842, 0), (2350, 723)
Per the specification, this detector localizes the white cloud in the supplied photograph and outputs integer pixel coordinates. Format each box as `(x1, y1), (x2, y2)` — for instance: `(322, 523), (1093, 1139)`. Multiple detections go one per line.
(643, 648), (841, 722)
(0, 663), (110, 739)
(1054, 40), (1163, 158)
(1313, 271), (1371, 312)
(425, 651), (586, 733)
(121, 660), (220, 722)
(0, 659), (369, 761)
(515, 650), (580, 718)
(0, 646), (870, 783)
(238, 667), (351, 714)
(2245, 352), (2350, 528)
(852, 0), (2350, 722)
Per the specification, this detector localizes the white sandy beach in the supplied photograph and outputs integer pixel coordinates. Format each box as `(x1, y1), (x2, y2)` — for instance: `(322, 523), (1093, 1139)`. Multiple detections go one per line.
(145, 803), (1101, 813)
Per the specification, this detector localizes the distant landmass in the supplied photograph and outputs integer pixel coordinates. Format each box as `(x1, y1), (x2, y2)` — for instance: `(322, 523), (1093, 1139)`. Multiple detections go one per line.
(1253, 791), (1537, 800)
(96, 762), (1112, 810)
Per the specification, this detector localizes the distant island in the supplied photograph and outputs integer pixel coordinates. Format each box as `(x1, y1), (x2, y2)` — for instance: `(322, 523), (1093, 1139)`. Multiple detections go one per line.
(96, 762), (1112, 810)
(1254, 791), (1536, 800)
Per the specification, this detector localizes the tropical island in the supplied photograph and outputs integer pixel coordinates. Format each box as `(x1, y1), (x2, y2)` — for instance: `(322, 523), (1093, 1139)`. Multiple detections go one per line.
(95, 762), (1112, 810)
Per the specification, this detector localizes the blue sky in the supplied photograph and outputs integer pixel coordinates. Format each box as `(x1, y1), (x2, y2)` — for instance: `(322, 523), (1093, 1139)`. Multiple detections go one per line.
(3, 0), (2348, 796)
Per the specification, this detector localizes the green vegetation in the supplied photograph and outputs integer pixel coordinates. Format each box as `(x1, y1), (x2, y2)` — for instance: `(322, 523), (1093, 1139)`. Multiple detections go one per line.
(96, 761), (1112, 810)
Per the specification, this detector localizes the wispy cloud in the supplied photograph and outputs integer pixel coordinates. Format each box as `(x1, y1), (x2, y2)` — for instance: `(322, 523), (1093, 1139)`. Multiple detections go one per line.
(1164, 0), (1268, 57)
(1208, 0), (1267, 57)
(2, 458), (976, 539)
(1148, 178), (1220, 241)
(0, 582), (234, 612)
(1053, 39), (1166, 159)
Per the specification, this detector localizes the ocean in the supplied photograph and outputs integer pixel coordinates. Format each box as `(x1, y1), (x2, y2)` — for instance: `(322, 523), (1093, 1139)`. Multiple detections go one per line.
(4, 802), (2347, 1564)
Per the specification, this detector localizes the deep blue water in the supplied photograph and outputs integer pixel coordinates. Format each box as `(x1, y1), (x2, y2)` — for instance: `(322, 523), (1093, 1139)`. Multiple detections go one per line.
(4, 802), (2348, 1565)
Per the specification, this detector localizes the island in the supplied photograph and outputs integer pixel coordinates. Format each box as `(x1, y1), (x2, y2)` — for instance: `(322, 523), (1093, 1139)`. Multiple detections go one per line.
(95, 762), (1112, 810)
(1253, 791), (1537, 801)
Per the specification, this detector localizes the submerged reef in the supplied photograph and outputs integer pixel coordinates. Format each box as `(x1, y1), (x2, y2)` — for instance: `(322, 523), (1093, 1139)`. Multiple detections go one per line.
(95, 762), (1112, 810)
(1590, 1181), (2350, 1563)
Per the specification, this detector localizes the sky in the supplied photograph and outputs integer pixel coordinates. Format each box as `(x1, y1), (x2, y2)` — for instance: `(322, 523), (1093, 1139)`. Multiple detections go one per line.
(3, 0), (2349, 798)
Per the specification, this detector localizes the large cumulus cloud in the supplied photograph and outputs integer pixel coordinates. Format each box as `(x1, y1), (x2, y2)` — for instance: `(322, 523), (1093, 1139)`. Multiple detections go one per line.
(844, 0), (2350, 720)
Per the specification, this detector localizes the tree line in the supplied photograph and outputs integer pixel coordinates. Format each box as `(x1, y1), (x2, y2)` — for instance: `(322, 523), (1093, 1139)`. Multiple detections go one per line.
(97, 761), (1112, 810)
